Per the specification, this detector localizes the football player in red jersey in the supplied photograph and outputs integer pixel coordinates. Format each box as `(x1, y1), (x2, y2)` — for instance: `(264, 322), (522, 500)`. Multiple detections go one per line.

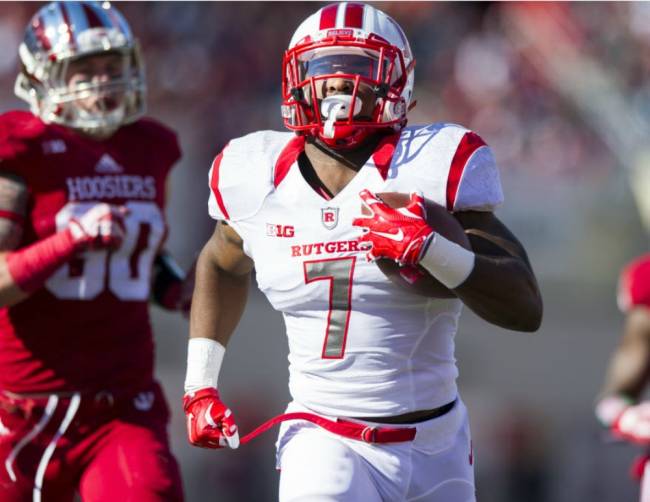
(183, 3), (542, 501)
(0, 2), (188, 500)
(596, 254), (650, 500)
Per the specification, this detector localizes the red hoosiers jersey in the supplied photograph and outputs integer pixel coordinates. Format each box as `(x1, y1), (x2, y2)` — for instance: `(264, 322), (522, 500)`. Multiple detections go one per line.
(618, 254), (650, 312)
(0, 111), (180, 393)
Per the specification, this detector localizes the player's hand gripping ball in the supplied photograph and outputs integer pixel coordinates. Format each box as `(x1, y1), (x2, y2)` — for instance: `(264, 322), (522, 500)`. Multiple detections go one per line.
(183, 387), (240, 449)
(353, 190), (470, 298)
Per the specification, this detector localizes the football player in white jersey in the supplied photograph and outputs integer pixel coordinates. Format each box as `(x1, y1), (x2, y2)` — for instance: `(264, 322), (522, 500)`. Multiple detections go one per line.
(183, 3), (543, 501)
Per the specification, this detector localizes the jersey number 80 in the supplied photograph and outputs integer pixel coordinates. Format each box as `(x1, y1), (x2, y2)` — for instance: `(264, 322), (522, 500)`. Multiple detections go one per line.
(45, 201), (165, 300)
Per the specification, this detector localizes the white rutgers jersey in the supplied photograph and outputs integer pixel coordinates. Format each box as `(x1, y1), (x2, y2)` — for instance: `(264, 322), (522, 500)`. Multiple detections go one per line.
(208, 123), (503, 417)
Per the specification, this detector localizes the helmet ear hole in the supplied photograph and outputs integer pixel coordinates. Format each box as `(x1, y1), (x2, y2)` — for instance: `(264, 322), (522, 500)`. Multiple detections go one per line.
(373, 83), (390, 99)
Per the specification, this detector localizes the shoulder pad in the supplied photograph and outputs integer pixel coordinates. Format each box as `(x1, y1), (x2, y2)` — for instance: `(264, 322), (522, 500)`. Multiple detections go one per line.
(618, 254), (650, 311)
(0, 111), (46, 161)
(396, 124), (503, 211)
(208, 130), (296, 221)
(442, 124), (503, 212)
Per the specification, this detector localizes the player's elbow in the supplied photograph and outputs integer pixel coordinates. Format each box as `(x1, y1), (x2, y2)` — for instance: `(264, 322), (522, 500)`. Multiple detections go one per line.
(505, 266), (543, 332)
(487, 282), (543, 332)
(515, 311), (542, 333)
(0, 257), (29, 308)
(511, 290), (543, 333)
(496, 309), (542, 333)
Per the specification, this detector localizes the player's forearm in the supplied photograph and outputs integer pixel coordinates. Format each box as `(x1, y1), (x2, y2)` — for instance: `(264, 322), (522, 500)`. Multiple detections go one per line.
(595, 342), (649, 428)
(186, 244), (249, 393)
(599, 309), (650, 400)
(599, 350), (648, 401)
(189, 245), (250, 346)
(0, 229), (79, 307)
(0, 254), (29, 306)
(453, 254), (543, 332)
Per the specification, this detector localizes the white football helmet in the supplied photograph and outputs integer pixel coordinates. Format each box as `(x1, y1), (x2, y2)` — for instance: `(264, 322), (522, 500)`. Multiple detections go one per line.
(14, 1), (145, 138)
(282, 2), (415, 149)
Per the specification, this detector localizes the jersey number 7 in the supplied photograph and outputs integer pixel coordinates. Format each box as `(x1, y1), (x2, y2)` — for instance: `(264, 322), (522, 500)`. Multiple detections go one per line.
(303, 256), (356, 359)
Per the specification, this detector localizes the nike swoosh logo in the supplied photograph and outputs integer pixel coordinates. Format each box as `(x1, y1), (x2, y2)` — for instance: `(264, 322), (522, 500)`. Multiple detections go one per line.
(204, 403), (218, 428)
(372, 229), (404, 241)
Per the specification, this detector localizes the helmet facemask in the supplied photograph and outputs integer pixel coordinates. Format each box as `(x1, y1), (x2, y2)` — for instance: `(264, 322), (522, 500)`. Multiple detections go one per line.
(16, 46), (144, 140)
(282, 38), (410, 150)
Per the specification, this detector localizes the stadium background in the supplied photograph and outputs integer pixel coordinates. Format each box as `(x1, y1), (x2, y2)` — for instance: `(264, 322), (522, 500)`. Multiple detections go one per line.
(1, 2), (648, 500)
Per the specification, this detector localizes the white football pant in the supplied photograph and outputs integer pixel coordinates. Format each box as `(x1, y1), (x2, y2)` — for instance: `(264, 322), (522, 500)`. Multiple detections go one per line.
(277, 398), (475, 502)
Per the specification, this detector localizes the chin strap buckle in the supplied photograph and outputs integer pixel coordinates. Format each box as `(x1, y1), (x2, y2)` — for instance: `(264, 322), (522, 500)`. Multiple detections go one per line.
(373, 83), (390, 99)
(290, 87), (304, 102)
(361, 426), (378, 443)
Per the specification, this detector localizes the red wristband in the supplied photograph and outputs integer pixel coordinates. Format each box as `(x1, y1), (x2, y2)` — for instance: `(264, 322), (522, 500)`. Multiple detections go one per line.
(6, 229), (78, 293)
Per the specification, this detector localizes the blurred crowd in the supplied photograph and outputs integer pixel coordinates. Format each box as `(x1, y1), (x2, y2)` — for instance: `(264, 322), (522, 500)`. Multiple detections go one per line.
(3, 2), (650, 180)
(3, 1), (646, 271)
(1, 2), (649, 501)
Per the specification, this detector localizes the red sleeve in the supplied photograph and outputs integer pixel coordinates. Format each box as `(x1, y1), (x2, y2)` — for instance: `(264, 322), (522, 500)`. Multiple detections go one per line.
(0, 110), (45, 177)
(0, 111), (41, 225)
(618, 254), (650, 311)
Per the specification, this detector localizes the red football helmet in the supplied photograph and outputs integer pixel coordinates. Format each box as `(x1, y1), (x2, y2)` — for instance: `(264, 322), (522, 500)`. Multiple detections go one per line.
(281, 2), (415, 150)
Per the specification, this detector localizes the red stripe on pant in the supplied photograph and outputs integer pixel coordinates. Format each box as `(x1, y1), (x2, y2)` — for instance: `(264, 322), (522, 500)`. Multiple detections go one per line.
(0, 386), (184, 501)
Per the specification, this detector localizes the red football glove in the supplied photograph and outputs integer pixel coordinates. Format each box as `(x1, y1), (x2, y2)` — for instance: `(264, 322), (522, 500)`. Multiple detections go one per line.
(183, 387), (239, 449)
(68, 203), (128, 252)
(613, 402), (650, 446)
(352, 190), (433, 266)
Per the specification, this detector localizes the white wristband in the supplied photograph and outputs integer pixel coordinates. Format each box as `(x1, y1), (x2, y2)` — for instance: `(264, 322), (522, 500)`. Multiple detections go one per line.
(419, 233), (475, 289)
(184, 338), (225, 393)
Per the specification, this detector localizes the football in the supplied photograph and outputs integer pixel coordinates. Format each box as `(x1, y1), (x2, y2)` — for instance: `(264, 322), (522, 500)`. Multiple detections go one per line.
(362, 192), (471, 298)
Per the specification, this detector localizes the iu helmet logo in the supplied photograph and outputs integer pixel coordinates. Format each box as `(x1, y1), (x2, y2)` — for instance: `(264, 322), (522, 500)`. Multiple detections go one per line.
(321, 207), (339, 230)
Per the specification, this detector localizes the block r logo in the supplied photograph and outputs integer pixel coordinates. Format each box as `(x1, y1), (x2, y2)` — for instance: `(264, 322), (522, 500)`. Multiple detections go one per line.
(321, 207), (339, 230)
